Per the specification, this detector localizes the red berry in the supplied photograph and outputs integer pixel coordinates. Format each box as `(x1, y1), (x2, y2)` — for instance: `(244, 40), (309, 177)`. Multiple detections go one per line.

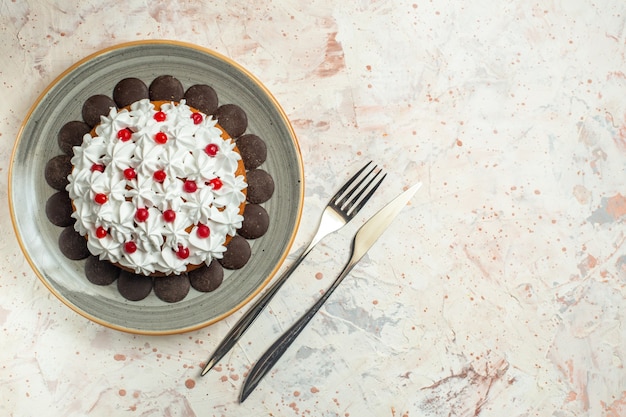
(124, 241), (137, 254)
(117, 128), (132, 141)
(163, 209), (176, 222)
(205, 143), (219, 156)
(94, 193), (108, 204)
(209, 178), (223, 190)
(135, 208), (149, 222)
(91, 163), (105, 172)
(175, 245), (190, 259)
(154, 132), (168, 144)
(183, 180), (197, 193)
(191, 112), (203, 125)
(123, 167), (136, 180)
(197, 224), (210, 238)
(154, 111), (166, 122)
(153, 170), (167, 183)
(95, 226), (107, 239)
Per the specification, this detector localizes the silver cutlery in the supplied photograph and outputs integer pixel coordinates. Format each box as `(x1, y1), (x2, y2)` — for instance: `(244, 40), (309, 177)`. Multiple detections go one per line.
(239, 182), (422, 402)
(201, 161), (386, 376)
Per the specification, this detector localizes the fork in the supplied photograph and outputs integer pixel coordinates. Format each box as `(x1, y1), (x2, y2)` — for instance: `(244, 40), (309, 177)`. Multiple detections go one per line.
(200, 161), (386, 376)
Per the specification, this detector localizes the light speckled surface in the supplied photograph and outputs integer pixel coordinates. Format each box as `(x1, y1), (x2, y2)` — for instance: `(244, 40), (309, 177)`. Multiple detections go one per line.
(1, 1), (625, 416)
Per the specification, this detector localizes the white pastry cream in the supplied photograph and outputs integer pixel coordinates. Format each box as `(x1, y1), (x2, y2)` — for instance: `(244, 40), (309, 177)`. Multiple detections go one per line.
(66, 99), (247, 275)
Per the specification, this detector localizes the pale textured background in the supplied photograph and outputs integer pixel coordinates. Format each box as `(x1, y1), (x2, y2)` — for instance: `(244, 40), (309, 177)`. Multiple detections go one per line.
(1, 1), (626, 416)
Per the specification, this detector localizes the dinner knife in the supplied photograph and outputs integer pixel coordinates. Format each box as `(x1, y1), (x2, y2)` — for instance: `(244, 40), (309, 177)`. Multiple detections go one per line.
(239, 182), (422, 402)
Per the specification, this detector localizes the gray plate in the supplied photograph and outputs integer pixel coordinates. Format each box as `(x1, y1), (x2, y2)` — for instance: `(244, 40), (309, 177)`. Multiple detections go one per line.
(9, 41), (304, 335)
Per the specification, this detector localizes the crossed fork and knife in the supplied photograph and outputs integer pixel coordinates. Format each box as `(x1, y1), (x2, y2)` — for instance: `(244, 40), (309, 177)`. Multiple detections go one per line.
(200, 161), (421, 402)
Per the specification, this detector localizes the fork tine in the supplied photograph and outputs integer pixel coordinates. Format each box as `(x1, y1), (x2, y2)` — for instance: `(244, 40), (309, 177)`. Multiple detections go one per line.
(339, 168), (381, 211)
(335, 162), (377, 208)
(332, 161), (373, 204)
(343, 172), (386, 217)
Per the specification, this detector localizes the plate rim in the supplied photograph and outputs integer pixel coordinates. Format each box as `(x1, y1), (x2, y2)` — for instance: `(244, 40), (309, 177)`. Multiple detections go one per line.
(8, 39), (304, 335)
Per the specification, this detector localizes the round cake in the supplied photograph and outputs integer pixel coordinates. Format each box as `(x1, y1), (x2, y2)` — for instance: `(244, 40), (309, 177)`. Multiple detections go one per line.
(66, 99), (247, 276)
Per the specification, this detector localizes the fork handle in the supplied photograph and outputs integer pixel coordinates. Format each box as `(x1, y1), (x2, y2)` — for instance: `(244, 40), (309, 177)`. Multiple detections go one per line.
(201, 216), (334, 375)
(201, 248), (311, 375)
(239, 255), (358, 402)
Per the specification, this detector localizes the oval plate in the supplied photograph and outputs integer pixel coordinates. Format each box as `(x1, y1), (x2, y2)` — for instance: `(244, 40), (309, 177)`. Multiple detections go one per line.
(9, 40), (304, 335)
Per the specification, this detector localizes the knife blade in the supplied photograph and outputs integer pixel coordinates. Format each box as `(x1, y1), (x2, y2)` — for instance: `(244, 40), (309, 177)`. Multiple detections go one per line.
(239, 182), (422, 402)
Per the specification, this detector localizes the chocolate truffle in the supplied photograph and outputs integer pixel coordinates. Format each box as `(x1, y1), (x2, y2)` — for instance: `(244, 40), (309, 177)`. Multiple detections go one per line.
(84, 256), (120, 286)
(149, 75), (184, 102)
(188, 260), (224, 292)
(44, 154), (72, 191)
(219, 235), (251, 270)
(45, 191), (74, 227)
(153, 274), (191, 303)
(238, 204), (269, 239)
(237, 134), (267, 170)
(58, 226), (90, 260)
(58, 121), (90, 155)
(246, 169), (275, 204)
(184, 84), (218, 115)
(82, 94), (116, 127)
(117, 271), (153, 301)
(214, 104), (247, 138)
(113, 77), (149, 108)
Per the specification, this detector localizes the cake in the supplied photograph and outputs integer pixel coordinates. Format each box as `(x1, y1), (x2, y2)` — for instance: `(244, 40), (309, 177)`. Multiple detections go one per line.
(66, 99), (247, 276)
(44, 75), (274, 302)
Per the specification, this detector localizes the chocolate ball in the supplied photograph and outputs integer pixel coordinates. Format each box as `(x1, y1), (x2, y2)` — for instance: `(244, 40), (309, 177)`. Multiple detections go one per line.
(58, 121), (90, 155)
(113, 77), (149, 108)
(58, 226), (90, 260)
(246, 169), (275, 204)
(188, 260), (224, 292)
(215, 104), (247, 138)
(184, 84), (218, 115)
(239, 204), (269, 239)
(117, 271), (153, 301)
(44, 154), (72, 191)
(237, 134), (267, 170)
(219, 235), (251, 270)
(84, 256), (120, 286)
(45, 191), (74, 227)
(82, 94), (116, 127)
(149, 75), (184, 102)
(153, 274), (191, 303)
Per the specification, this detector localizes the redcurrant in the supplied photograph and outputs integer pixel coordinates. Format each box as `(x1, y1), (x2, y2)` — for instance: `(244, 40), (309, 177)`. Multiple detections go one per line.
(209, 178), (223, 190)
(123, 167), (136, 180)
(191, 112), (203, 125)
(176, 245), (190, 259)
(124, 241), (137, 254)
(205, 143), (219, 156)
(95, 226), (107, 239)
(196, 224), (210, 238)
(183, 180), (197, 193)
(94, 193), (108, 204)
(153, 170), (167, 183)
(163, 209), (176, 222)
(117, 128), (132, 141)
(154, 132), (168, 144)
(135, 208), (149, 222)
(154, 111), (166, 122)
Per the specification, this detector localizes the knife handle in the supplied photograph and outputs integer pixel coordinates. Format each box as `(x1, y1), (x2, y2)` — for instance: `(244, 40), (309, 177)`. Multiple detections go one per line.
(201, 248), (311, 375)
(240, 257), (357, 402)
